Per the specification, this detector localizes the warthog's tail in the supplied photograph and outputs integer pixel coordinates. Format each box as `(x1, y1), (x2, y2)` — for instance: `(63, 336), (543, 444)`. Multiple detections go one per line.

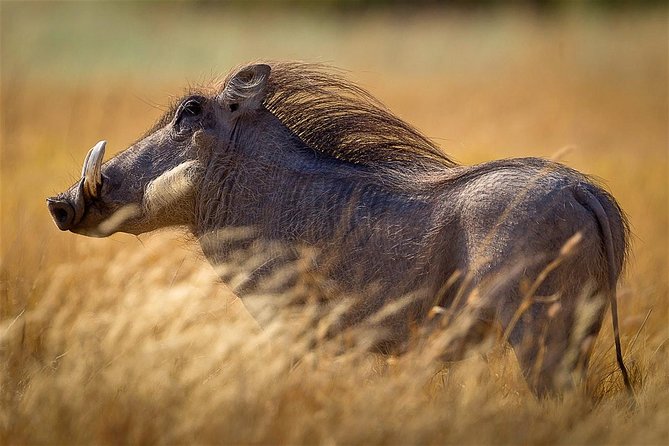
(574, 187), (634, 397)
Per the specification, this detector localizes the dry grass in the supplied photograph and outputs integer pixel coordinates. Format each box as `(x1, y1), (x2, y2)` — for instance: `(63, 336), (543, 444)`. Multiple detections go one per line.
(1, 5), (668, 445)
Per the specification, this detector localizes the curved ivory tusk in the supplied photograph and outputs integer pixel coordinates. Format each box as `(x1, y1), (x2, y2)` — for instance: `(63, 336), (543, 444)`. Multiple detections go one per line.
(81, 140), (106, 199)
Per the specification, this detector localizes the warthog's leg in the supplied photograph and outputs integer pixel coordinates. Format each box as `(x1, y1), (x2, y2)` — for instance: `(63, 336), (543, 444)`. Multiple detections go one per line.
(495, 255), (609, 397)
(455, 180), (617, 397)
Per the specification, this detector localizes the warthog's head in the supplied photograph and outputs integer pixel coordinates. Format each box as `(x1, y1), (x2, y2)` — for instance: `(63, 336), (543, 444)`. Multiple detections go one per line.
(47, 64), (271, 236)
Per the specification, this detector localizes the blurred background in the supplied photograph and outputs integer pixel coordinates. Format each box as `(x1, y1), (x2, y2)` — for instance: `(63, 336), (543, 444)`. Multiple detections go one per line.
(1, 1), (667, 444)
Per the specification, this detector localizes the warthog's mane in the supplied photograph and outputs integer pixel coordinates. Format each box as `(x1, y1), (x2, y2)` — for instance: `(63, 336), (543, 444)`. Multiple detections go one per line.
(148, 62), (457, 172)
(223, 61), (459, 170)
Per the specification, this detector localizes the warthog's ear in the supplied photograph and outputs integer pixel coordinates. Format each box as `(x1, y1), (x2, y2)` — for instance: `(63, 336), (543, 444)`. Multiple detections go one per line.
(220, 64), (271, 114)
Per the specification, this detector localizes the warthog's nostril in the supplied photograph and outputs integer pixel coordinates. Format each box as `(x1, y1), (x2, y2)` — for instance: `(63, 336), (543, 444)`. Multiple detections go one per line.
(47, 199), (76, 231)
(54, 207), (68, 224)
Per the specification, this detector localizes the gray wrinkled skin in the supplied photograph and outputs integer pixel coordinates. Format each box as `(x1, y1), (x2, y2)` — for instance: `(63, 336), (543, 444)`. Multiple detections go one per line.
(47, 62), (631, 397)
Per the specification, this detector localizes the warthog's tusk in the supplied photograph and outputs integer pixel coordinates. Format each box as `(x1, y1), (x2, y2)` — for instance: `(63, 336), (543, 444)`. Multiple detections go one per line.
(81, 140), (106, 199)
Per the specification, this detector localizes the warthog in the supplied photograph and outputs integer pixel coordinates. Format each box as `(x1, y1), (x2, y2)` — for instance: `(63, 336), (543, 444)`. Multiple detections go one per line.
(47, 62), (632, 397)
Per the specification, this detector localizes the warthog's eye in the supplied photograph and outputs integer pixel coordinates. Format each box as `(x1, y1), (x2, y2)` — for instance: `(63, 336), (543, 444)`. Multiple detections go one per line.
(174, 96), (205, 133)
(182, 99), (202, 117)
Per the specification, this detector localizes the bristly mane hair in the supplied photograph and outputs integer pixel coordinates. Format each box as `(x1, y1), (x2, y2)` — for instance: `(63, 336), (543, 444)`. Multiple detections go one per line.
(223, 61), (459, 170)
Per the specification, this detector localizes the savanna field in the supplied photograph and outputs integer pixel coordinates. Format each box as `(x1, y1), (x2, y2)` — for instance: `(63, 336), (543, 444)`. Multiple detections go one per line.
(1, 3), (667, 445)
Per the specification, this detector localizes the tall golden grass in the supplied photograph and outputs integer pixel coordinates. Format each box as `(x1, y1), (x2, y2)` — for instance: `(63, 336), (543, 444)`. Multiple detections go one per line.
(1, 5), (667, 444)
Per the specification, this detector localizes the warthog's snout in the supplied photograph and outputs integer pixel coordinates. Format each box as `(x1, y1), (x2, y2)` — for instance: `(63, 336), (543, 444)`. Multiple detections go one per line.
(47, 198), (76, 231)
(46, 140), (107, 234)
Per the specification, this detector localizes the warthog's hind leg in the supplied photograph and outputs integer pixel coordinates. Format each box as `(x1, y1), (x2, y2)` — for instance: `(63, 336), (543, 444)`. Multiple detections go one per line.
(501, 277), (608, 397)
